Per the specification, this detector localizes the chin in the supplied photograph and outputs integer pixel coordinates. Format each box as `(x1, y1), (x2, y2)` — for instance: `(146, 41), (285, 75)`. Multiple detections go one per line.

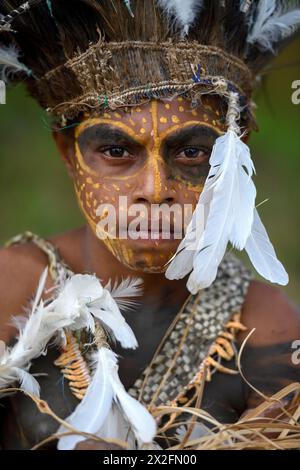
(112, 252), (169, 273)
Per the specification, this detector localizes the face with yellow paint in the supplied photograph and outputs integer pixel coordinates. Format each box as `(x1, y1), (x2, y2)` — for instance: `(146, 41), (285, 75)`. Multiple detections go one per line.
(56, 96), (226, 273)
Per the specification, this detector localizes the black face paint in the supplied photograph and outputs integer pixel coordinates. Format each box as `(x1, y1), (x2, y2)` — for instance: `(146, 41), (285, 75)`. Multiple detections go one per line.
(77, 124), (145, 171)
(162, 125), (220, 184)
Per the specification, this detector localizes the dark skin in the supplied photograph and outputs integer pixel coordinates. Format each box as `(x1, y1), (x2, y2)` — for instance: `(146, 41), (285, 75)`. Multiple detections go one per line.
(0, 97), (299, 450)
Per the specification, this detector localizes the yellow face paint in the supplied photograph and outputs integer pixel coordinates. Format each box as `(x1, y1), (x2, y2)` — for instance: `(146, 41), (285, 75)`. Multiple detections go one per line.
(72, 98), (225, 272)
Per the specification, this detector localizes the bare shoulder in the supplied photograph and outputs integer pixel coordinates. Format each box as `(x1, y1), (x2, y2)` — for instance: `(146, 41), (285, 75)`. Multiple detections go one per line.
(0, 227), (84, 344)
(238, 279), (300, 347)
(0, 241), (49, 343)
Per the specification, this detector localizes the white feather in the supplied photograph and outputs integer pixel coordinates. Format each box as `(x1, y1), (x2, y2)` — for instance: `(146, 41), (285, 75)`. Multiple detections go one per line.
(229, 137), (256, 250)
(157, 0), (204, 36)
(95, 403), (137, 449)
(0, 363), (40, 396)
(58, 347), (156, 450)
(106, 276), (143, 299)
(9, 315), (28, 333)
(245, 208), (289, 284)
(9, 296), (78, 368)
(248, 0), (277, 30)
(0, 44), (32, 82)
(0, 271), (141, 395)
(247, 2), (300, 51)
(31, 267), (49, 315)
(50, 274), (138, 348)
(165, 191), (210, 279)
(108, 354), (157, 444)
(240, 0), (253, 14)
(167, 130), (256, 294)
(88, 289), (138, 349)
(105, 277), (143, 312)
(186, 133), (238, 293)
(12, 367), (40, 396)
(57, 348), (115, 450)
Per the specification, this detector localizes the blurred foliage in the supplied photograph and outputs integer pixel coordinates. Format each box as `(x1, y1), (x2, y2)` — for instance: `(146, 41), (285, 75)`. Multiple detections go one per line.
(0, 40), (299, 303)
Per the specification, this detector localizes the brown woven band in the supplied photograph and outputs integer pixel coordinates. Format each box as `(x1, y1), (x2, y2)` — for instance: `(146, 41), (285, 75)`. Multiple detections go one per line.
(31, 38), (254, 120)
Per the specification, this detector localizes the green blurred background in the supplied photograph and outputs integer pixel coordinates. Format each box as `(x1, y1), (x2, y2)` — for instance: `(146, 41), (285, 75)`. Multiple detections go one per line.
(0, 40), (299, 304)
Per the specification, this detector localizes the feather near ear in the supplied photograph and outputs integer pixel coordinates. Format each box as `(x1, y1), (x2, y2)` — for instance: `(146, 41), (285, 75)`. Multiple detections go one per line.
(166, 89), (255, 292)
(166, 83), (287, 293)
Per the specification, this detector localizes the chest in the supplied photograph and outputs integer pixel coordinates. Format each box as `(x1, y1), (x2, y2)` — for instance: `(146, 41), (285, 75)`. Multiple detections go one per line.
(1, 346), (246, 450)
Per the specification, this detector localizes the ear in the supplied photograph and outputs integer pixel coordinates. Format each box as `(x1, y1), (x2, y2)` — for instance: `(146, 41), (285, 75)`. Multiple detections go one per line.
(241, 130), (252, 145)
(52, 130), (75, 178)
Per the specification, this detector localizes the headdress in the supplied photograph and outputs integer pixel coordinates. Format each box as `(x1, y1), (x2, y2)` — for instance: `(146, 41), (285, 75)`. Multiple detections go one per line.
(1, 0), (299, 290)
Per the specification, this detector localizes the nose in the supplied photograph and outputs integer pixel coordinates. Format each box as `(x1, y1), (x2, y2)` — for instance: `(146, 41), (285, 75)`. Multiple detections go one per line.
(132, 153), (176, 205)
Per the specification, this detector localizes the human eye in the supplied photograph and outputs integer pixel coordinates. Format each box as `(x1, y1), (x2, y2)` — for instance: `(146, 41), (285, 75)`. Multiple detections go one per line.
(175, 147), (210, 164)
(99, 146), (131, 159)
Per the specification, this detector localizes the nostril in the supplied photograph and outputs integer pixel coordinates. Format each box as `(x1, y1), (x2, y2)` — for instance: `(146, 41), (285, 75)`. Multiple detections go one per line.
(135, 197), (148, 204)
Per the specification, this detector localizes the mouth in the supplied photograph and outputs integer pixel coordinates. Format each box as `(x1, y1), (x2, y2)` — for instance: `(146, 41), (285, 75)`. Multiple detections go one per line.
(126, 227), (182, 244)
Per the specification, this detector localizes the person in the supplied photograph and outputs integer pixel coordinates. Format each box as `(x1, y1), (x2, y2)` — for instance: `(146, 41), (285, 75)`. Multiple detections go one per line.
(0, 0), (299, 450)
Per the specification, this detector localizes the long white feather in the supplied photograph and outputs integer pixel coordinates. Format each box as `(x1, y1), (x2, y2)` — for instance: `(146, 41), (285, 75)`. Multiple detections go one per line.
(58, 347), (156, 450)
(0, 44), (32, 82)
(57, 348), (115, 450)
(166, 130), (257, 294)
(186, 131), (238, 293)
(157, 0), (204, 36)
(95, 403), (137, 449)
(229, 137), (256, 249)
(245, 208), (289, 284)
(247, 2), (300, 51)
(165, 189), (210, 279)
(108, 354), (157, 444)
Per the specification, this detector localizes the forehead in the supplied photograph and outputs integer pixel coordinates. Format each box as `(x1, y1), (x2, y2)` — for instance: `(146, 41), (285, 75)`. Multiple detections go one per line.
(79, 95), (226, 138)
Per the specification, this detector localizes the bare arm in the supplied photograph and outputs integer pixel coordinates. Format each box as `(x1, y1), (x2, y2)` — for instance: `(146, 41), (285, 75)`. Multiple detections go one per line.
(238, 281), (300, 417)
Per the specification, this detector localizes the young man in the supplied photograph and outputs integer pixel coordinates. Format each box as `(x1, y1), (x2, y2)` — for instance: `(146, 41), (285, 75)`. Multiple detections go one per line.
(0, 1), (299, 450)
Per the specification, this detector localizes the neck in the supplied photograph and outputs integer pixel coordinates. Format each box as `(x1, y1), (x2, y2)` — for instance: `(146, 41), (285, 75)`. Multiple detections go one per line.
(82, 225), (190, 308)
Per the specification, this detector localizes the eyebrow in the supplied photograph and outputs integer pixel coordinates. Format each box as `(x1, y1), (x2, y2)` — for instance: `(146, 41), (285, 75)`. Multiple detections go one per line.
(163, 125), (221, 148)
(78, 124), (141, 147)
(78, 123), (221, 147)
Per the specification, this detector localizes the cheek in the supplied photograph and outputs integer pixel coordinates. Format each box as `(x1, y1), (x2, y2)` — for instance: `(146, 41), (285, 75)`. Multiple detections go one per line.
(172, 179), (204, 207)
(73, 167), (122, 225)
